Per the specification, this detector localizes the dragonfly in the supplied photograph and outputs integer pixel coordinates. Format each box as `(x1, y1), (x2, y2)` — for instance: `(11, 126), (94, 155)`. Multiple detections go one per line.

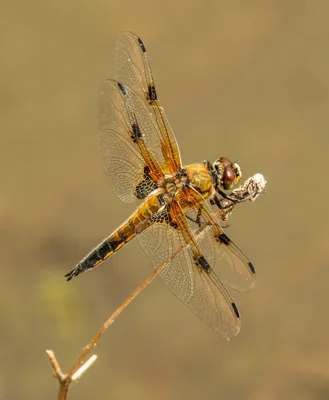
(65, 32), (261, 339)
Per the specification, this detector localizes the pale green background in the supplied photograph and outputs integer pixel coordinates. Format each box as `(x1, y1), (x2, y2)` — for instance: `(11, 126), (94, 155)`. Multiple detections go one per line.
(1, 0), (329, 399)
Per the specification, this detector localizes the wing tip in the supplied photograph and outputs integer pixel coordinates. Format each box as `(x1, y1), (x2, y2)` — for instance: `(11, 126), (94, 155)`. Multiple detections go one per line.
(224, 311), (241, 340)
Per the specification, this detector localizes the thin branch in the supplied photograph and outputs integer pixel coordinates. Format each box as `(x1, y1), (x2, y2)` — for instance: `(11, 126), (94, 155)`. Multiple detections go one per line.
(46, 260), (167, 400)
(71, 355), (98, 381)
(68, 264), (166, 377)
(46, 350), (65, 381)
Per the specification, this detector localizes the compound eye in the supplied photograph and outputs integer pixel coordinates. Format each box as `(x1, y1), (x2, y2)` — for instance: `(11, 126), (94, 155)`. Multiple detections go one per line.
(219, 156), (232, 167)
(223, 166), (236, 189)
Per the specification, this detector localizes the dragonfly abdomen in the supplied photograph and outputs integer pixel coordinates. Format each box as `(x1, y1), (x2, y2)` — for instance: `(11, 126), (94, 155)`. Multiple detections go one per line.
(65, 194), (163, 281)
(65, 221), (137, 281)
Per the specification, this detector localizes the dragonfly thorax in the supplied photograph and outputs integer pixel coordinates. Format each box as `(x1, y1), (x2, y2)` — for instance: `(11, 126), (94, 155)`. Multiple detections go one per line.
(161, 169), (190, 198)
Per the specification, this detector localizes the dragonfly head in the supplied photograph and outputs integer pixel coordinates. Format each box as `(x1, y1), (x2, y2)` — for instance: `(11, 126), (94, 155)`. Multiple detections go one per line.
(213, 157), (242, 190)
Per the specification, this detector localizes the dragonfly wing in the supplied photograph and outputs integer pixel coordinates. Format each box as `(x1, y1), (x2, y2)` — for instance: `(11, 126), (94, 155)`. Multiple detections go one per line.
(115, 32), (182, 173)
(189, 259), (241, 339)
(138, 216), (195, 304)
(99, 79), (164, 202)
(202, 225), (256, 292)
(183, 187), (256, 292)
(137, 203), (240, 339)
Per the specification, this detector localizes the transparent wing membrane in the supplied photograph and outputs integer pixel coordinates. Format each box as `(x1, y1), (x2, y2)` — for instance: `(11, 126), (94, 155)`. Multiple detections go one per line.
(92, 32), (259, 338)
(99, 79), (164, 202)
(138, 222), (195, 304)
(116, 31), (182, 172)
(137, 204), (241, 339)
(183, 188), (256, 292)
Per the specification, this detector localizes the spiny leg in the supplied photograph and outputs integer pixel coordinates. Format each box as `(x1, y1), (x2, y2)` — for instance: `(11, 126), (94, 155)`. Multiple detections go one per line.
(184, 207), (202, 227)
(216, 188), (254, 204)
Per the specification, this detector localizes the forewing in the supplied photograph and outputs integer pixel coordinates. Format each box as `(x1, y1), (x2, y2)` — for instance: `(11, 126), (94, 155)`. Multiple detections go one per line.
(116, 31), (182, 173)
(99, 79), (163, 202)
(137, 205), (240, 339)
(184, 188), (256, 292)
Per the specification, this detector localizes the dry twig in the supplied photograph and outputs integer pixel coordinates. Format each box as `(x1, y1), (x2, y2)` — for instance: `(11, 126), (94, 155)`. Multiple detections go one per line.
(46, 264), (166, 399)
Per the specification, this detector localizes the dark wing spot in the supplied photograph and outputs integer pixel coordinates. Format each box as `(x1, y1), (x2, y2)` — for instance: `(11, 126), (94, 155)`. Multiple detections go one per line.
(248, 261), (256, 274)
(117, 82), (126, 95)
(135, 177), (158, 199)
(218, 233), (231, 245)
(131, 123), (142, 140)
(197, 256), (210, 272)
(137, 37), (146, 52)
(148, 209), (172, 226)
(143, 165), (151, 177)
(148, 84), (157, 101)
(231, 302), (240, 318)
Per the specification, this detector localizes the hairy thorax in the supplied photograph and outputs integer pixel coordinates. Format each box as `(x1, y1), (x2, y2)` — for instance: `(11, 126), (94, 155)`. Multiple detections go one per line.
(158, 164), (214, 204)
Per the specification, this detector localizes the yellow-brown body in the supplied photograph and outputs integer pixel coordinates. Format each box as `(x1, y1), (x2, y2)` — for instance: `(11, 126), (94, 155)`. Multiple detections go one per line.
(66, 164), (215, 279)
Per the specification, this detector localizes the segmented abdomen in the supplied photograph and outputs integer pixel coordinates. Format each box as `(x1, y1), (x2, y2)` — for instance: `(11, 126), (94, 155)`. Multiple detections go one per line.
(65, 194), (162, 280)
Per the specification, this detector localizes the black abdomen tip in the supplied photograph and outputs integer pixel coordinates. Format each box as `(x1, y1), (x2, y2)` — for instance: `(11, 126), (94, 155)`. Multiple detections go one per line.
(65, 265), (81, 281)
(65, 270), (74, 281)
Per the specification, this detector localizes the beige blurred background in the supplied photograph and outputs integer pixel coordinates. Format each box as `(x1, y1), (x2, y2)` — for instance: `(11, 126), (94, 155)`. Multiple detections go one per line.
(1, 0), (329, 399)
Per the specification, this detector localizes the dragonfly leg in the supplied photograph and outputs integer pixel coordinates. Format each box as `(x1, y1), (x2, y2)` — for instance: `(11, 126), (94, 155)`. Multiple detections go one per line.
(216, 188), (254, 204)
(210, 194), (234, 210)
(184, 207), (202, 227)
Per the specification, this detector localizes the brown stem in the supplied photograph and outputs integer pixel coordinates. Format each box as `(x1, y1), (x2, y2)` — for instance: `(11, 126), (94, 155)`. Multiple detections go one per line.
(46, 261), (167, 400)
(68, 264), (165, 378)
